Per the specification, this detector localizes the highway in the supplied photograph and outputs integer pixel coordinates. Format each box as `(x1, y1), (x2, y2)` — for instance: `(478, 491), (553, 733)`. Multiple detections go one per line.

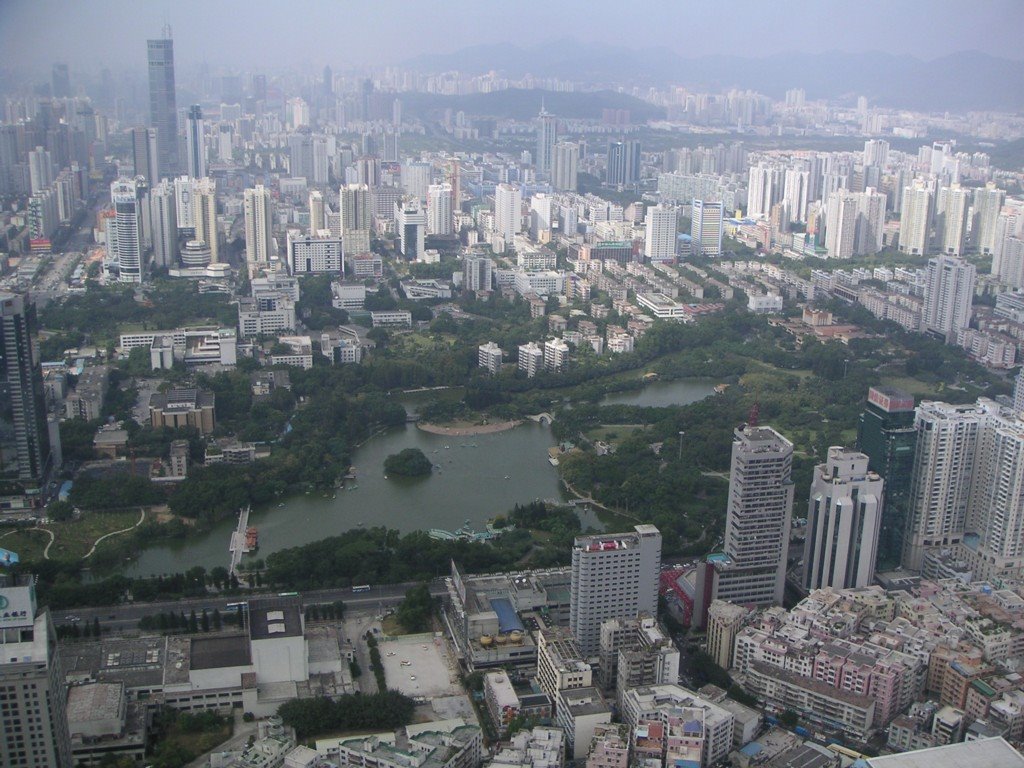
(55, 580), (448, 635)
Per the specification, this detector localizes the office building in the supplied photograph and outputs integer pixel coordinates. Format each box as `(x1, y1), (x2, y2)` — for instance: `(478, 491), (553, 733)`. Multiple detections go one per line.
(427, 183), (453, 236)
(902, 400), (980, 571)
(288, 231), (343, 274)
(553, 141), (579, 192)
(825, 190), (859, 259)
(308, 191), (325, 235)
(922, 254), (975, 342)
(644, 204), (676, 263)
(192, 177), (218, 263)
(802, 447), (884, 591)
(899, 180), (933, 256)
(530, 194), (553, 242)
(244, 185), (274, 273)
(0, 293), (51, 486)
(597, 615), (679, 703)
(936, 184), (969, 256)
(396, 198), (426, 260)
(569, 525), (661, 655)
(184, 104), (205, 179)
(339, 183), (373, 254)
(856, 387), (917, 571)
(463, 255), (493, 292)
(494, 183), (522, 247)
(173, 175), (195, 232)
(0, 575), (72, 768)
(705, 601), (749, 670)
(147, 35), (179, 178)
(536, 106), (558, 175)
(107, 178), (144, 283)
(131, 126), (158, 185)
(149, 178), (178, 268)
(148, 388), (216, 434)
(699, 426), (794, 614)
(691, 199), (724, 257)
(400, 161), (431, 203)
(606, 140), (641, 187)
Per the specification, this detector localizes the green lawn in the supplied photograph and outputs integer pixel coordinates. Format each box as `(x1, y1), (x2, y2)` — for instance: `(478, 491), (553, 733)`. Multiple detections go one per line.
(0, 528), (50, 562)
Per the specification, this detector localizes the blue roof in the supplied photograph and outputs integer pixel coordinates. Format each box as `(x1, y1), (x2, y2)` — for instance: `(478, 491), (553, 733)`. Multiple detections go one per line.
(490, 597), (525, 634)
(740, 743), (762, 757)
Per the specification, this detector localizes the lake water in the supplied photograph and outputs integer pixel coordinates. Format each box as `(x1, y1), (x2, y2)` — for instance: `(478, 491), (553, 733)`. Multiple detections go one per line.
(124, 378), (717, 577)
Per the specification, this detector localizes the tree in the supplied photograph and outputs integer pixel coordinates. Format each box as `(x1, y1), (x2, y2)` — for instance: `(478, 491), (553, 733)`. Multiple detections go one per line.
(383, 448), (433, 478)
(395, 583), (435, 633)
(46, 500), (75, 522)
(201, 609), (210, 633)
(212, 609), (222, 631)
(780, 710), (799, 728)
(92, 617), (100, 637)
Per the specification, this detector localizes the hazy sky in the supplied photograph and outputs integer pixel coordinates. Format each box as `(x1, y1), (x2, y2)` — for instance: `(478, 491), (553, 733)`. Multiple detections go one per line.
(1, 0), (1022, 75)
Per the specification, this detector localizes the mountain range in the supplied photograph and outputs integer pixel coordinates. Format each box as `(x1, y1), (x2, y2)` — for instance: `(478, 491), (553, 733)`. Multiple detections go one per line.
(403, 41), (1024, 112)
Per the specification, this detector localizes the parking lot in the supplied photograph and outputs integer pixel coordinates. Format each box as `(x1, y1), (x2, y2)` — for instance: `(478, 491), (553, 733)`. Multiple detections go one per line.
(378, 634), (463, 699)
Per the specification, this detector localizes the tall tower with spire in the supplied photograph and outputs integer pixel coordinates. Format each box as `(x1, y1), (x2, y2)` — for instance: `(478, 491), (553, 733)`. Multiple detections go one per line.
(147, 27), (179, 178)
(536, 102), (558, 176)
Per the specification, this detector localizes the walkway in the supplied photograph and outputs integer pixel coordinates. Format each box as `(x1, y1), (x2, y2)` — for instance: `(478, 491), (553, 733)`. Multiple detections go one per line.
(228, 506), (251, 577)
(82, 508), (146, 559)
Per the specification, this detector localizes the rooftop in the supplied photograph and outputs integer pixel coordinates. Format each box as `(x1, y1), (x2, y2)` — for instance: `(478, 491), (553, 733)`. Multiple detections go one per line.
(866, 737), (1024, 768)
(190, 634), (251, 670)
(249, 597), (303, 640)
(66, 681), (124, 725)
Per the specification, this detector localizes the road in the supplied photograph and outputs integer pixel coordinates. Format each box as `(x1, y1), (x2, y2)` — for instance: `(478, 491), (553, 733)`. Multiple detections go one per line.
(56, 580), (447, 635)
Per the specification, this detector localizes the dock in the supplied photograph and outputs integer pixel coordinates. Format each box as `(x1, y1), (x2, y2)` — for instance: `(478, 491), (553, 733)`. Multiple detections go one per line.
(229, 505), (252, 576)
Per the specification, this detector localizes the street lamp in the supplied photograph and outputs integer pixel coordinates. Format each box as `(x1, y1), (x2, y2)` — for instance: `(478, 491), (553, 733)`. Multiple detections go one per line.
(678, 431), (685, 461)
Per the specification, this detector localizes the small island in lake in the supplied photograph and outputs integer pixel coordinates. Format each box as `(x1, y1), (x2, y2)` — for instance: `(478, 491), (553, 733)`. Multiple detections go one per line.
(383, 448), (433, 478)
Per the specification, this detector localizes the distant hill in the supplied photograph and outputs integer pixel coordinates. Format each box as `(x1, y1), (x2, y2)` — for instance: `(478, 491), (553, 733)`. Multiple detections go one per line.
(403, 42), (1024, 112)
(398, 88), (665, 122)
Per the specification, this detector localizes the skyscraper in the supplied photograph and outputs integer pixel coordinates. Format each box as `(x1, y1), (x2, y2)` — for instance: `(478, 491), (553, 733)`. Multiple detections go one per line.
(783, 167), (809, 223)
(691, 199), (724, 257)
(400, 161), (431, 203)
(902, 400), (979, 570)
(536, 106), (558, 175)
(427, 183), (453, 236)
(0, 574), (71, 767)
(899, 179), (933, 256)
(825, 190), (859, 259)
(570, 525), (661, 655)
(746, 164), (779, 219)
(131, 126), (158, 185)
(552, 141), (579, 192)
(802, 447), (884, 591)
(339, 183), (373, 254)
(922, 254), (976, 342)
(184, 104), (206, 179)
(698, 426), (794, 612)
(0, 293), (51, 486)
(855, 188), (887, 256)
(856, 387), (917, 571)
(971, 183), (1006, 255)
(147, 34), (179, 178)
(606, 140), (641, 186)
(936, 183), (969, 256)
(494, 183), (522, 247)
(27, 147), (53, 194)
(395, 198), (426, 260)
(192, 177), (218, 264)
(643, 204), (676, 263)
(107, 178), (144, 283)
(243, 184), (274, 274)
(51, 63), (71, 99)
(308, 190), (325, 235)
(149, 178), (178, 268)
(463, 256), (493, 292)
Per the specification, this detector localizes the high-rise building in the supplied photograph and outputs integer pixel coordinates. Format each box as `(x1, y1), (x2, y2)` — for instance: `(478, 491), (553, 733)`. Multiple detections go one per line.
(287, 230), (343, 274)
(825, 190), (859, 259)
(184, 104), (206, 179)
(401, 161), (431, 203)
(529, 194), (554, 242)
(863, 139), (890, 168)
(855, 188), (887, 256)
(544, 338), (570, 374)
(131, 126), (158, 186)
(697, 426), (794, 615)
(478, 342), (503, 375)
(427, 182), (453, 236)
(27, 147), (53, 194)
(569, 525), (662, 655)
(395, 198), (425, 260)
(922, 254), (975, 342)
(1015, 369), (1024, 415)
(308, 190), (325, 235)
(147, 34), (179, 178)
(691, 199), (724, 257)
(971, 183), (1006, 255)
(0, 293), (51, 485)
(51, 63), (71, 99)
(644, 204), (676, 263)
(339, 183), (373, 233)
(902, 401), (980, 570)
(936, 183), (969, 256)
(606, 140), (641, 186)
(783, 167), (809, 223)
(173, 175), (195, 233)
(243, 184), (274, 273)
(149, 178), (178, 268)
(494, 183), (522, 247)
(463, 255), (493, 292)
(0, 574), (72, 767)
(536, 106), (558, 175)
(192, 177), (218, 263)
(518, 342), (544, 378)
(856, 387), (917, 571)
(899, 179), (933, 256)
(552, 141), (579, 192)
(746, 164), (779, 219)
(802, 447), (884, 591)
(107, 178), (144, 283)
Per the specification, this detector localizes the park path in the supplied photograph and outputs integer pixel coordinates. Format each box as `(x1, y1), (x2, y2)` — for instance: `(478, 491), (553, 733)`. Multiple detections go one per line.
(82, 508), (146, 559)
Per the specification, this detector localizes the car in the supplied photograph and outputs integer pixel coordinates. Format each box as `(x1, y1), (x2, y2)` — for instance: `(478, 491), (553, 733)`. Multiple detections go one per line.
(401, 661), (412, 667)
(409, 675), (416, 680)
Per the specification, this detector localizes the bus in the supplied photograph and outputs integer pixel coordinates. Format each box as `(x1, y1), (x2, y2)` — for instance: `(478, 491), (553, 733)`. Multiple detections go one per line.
(351, 584), (371, 593)
(225, 601), (248, 611)
(278, 592), (299, 597)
